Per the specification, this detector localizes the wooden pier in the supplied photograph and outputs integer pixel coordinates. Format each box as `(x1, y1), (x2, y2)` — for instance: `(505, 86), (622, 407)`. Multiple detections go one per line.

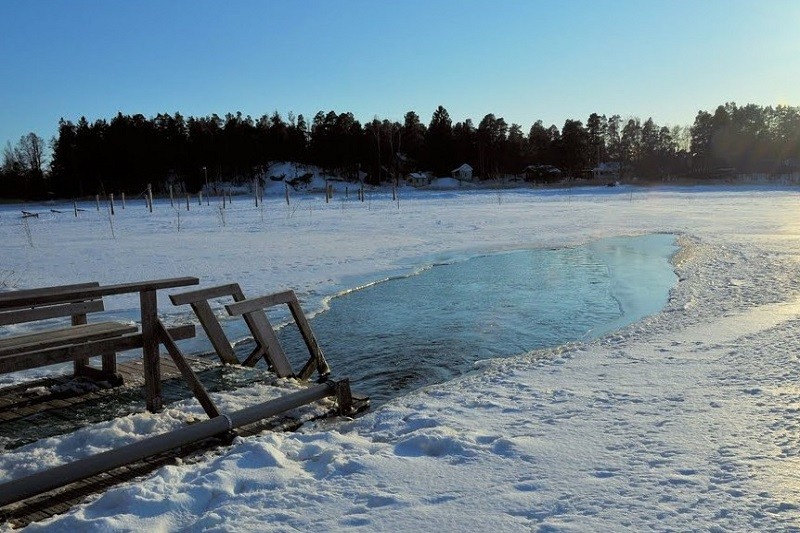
(0, 281), (367, 527)
(0, 357), (367, 528)
(0, 356), (216, 425)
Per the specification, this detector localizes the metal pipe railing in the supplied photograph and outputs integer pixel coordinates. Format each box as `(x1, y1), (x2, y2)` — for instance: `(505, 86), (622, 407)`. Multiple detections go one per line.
(0, 381), (336, 508)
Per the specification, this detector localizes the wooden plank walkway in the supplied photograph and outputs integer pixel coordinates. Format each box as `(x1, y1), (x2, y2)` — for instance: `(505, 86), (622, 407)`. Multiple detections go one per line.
(0, 356), (216, 425)
(0, 358), (368, 528)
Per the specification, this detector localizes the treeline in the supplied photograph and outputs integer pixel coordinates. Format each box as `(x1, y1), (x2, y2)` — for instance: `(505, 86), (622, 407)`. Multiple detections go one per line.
(2, 102), (799, 199)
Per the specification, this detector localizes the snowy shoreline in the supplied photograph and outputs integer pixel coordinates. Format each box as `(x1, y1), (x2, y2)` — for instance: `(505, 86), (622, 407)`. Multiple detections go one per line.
(3, 186), (800, 530)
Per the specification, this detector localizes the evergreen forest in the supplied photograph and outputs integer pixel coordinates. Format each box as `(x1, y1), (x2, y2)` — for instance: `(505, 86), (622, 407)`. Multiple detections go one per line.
(2, 102), (799, 200)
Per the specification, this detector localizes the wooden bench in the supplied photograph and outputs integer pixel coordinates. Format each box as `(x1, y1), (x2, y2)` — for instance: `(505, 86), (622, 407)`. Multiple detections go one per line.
(0, 277), (200, 412)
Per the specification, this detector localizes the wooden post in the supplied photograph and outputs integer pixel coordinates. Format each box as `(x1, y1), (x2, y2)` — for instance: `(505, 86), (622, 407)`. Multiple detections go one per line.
(186, 193), (190, 211)
(121, 192), (126, 209)
(109, 193), (115, 216)
(325, 180), (329, 203)
(147, 184), (153, 213)
(140, 289), (162, 412)
(95, 194), (100, 211)
(169, 185), (174, 208)
(392, 185), (396, 202)
(73, 200), (78, 217)
(254, 179), (258, 207)
(198, 192), (203, 206)
(285, 183), (290, 206)
(71, 312), (89, 376)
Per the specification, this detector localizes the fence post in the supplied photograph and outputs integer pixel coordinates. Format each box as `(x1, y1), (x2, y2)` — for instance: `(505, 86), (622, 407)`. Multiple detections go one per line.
(109, 193), (115, 215)
(95, 194), (100, 211)
(186, 194), (190, 211)
(169, 185), (174, 208)
(121, 192), (126, 209)
(73, 200), (78, 217)
(147, 184), (153, 213)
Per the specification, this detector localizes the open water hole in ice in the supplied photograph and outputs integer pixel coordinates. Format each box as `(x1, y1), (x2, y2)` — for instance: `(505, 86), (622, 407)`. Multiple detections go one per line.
(274, 233), (678, 406)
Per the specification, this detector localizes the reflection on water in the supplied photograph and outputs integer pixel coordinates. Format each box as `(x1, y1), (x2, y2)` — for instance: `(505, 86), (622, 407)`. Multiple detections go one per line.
(276, 234), (677, 406)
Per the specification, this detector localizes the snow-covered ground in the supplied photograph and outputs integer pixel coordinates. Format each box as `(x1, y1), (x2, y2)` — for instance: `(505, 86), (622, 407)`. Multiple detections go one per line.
(3, 184), (800, 531)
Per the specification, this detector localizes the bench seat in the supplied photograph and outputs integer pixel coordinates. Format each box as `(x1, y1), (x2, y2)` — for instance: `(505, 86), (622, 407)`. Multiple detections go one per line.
(0, 322), (138, 357)
(0, 324), (195, 375)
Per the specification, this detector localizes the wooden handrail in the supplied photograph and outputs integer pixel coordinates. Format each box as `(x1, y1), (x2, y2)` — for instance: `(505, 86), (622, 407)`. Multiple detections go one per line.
(0, 277), (199, 309)
(169, 283), (242, 306)
(0, 282), (100, 305)
(224, 290), (295, 316)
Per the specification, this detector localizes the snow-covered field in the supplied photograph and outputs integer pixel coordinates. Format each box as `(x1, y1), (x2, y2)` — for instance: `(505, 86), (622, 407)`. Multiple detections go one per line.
(3, 184), (800, 531)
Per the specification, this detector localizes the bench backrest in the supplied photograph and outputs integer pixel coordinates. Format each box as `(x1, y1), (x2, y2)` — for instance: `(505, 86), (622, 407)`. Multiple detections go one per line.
(0, 282), (104, 326)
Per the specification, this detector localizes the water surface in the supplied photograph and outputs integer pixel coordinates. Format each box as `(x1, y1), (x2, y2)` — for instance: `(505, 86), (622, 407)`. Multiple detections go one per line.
(276, 233), (678, 405)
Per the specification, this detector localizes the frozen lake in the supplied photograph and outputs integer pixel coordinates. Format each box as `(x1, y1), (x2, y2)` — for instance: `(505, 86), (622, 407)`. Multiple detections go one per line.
(4, 186), (800, 530)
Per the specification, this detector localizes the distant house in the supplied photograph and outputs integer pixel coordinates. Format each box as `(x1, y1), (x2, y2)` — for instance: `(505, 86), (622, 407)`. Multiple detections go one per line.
(406, 172), (432, 187)
(524, 164), (562, 183)
(451, 163), (473, 181)
(592, 162), (622, 180)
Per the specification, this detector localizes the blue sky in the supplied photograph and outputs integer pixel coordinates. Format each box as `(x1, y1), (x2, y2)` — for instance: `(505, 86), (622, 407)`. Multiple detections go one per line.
(1, 0), (799, 155)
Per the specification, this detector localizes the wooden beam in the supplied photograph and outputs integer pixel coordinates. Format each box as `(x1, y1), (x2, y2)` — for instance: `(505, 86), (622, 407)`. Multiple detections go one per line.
(0, 282), (99, 306)
(156, 320), (220, 418)
(224, 290), (295, 316)
(71, 310), (89, 375)
(168, 283), (243, 306)
(241, 310), (294, 377)
(0, 326), (195, 374)
(140, 289), (162, 412)
(0, 277), (199, 309)
(242, 345), (266, 367)
(288, 297), (331, 380)
(335, 379), (353, 416)
(0, 300), (105, 326)
(0, 322), (138, 357)
(189, 300), (239, 365)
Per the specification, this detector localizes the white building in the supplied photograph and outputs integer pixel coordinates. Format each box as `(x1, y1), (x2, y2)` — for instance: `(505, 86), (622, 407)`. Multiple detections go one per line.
(451, 163), (473, 181)
(405, 172), (432, 187)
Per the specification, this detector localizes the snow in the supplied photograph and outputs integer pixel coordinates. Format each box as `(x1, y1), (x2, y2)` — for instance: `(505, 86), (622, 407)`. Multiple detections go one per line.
(428, 177), (462, 189)
(3, 184), (800, 530)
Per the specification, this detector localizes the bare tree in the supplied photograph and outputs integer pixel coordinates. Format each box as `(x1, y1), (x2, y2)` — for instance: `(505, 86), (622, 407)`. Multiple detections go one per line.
(2, 141), (20, 172)
(17, 132), (46, 177)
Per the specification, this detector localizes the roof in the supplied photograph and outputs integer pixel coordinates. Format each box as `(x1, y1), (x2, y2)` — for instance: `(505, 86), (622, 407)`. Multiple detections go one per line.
(452, 163), (473, 173)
